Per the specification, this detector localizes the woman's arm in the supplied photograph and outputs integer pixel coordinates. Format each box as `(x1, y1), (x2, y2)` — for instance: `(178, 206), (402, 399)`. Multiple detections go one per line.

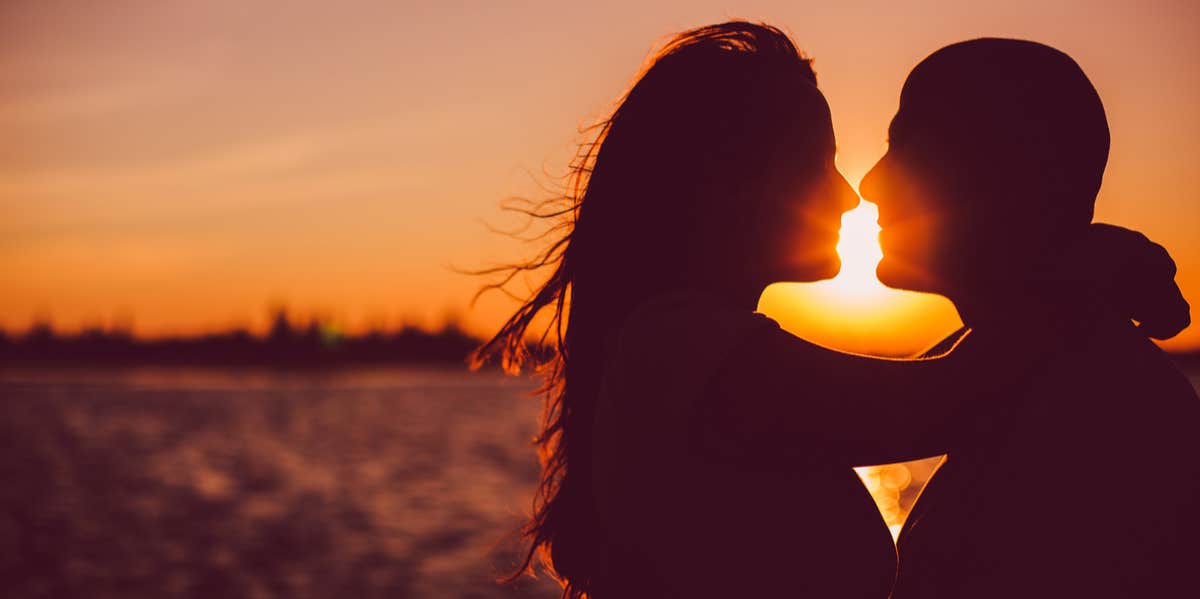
(694, 224), (1187, 468)
(700, 321), (1036, 465)
(695, 322), (1025, 467)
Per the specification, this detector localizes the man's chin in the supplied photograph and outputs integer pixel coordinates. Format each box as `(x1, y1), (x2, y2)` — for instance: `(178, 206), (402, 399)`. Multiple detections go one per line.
(876, 258), (935, 293)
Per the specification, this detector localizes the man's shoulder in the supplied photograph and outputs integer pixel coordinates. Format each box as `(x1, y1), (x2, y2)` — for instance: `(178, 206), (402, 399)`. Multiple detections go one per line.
(895, 323), (1200, 597)
(1075, 320), (1198, 403)
(1044, 319), (1200, 466)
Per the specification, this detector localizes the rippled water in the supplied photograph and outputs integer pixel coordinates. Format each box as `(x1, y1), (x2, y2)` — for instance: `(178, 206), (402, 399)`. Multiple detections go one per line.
(0, 368), (558, 598)
(3, 365), (1196, 597)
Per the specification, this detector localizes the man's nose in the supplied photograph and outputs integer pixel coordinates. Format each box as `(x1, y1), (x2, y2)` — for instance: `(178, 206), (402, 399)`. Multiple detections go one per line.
(840, 177), (861, 212)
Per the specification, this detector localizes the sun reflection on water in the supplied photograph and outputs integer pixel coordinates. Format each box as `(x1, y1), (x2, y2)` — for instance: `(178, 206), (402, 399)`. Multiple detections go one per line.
(855, 463), (917, 540)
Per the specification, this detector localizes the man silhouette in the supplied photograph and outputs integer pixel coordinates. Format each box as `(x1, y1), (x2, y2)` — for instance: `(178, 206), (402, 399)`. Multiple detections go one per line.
(860, 38), (1200, 598)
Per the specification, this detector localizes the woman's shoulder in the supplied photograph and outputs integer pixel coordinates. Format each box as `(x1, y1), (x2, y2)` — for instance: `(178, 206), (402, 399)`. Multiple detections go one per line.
(598, 292), (795, 430)
(618, 290), (780, 351)
(602, 291), (782, 405)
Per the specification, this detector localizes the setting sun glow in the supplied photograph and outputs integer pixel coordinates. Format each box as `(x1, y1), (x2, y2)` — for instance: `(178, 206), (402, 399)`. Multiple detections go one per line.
(1, 2), (1196, 351)
(830, 202), (887, 300)
(758, 197), (962, 357)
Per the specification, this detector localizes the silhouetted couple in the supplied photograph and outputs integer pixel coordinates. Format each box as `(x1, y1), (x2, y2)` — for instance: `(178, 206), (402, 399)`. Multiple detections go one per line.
(478, 21), (1198, 599)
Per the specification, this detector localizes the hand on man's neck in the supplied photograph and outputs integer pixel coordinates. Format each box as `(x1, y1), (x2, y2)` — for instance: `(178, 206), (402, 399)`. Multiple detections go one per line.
(951, 273), (1105, 341)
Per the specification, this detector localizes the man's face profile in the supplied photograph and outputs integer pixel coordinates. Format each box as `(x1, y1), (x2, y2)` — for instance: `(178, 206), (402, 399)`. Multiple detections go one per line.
(862, 39), (1111, 302)
(860, 93), (967, 297)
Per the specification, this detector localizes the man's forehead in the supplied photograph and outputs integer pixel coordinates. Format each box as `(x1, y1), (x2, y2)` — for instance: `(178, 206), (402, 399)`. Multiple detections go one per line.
(886, 105), (924, 141)
(889, 79), (992, 144)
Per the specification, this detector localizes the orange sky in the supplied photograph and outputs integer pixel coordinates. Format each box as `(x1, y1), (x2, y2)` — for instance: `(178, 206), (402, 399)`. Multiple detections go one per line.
(2, 0), (1198, 353)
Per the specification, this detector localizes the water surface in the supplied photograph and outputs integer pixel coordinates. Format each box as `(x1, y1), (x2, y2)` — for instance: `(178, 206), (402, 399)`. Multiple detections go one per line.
(3, 364), (1197, 597)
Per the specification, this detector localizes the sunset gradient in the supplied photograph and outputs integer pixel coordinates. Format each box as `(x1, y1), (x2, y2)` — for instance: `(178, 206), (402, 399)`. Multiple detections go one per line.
(2, 0), (1197, 353)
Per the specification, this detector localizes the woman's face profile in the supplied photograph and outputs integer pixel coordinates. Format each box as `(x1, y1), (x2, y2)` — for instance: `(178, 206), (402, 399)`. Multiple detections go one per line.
(751, 101), (859, 285)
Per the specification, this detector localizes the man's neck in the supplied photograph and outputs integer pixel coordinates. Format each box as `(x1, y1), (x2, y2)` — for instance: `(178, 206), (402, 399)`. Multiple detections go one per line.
(949, 282), (1059, 333)
(950, 276), (1102, 339)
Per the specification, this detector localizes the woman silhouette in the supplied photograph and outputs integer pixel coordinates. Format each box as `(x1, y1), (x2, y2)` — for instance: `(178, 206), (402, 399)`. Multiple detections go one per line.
(476, 22), (1182, 598)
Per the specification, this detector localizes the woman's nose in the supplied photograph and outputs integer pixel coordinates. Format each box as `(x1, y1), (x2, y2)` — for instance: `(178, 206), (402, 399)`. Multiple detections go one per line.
(838, 175), (860, 213)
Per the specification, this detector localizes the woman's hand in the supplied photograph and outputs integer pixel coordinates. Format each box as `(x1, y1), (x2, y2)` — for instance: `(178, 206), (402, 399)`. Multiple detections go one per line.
(1061, 223), (1190, 339)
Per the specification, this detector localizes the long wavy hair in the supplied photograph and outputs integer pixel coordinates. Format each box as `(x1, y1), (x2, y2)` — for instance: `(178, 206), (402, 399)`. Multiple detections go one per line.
(473, 21), (819, 598)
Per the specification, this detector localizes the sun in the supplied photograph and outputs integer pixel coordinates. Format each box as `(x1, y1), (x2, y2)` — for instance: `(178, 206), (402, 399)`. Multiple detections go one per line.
(757, 197), (961, 357)
(829, 201), (886, 300)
